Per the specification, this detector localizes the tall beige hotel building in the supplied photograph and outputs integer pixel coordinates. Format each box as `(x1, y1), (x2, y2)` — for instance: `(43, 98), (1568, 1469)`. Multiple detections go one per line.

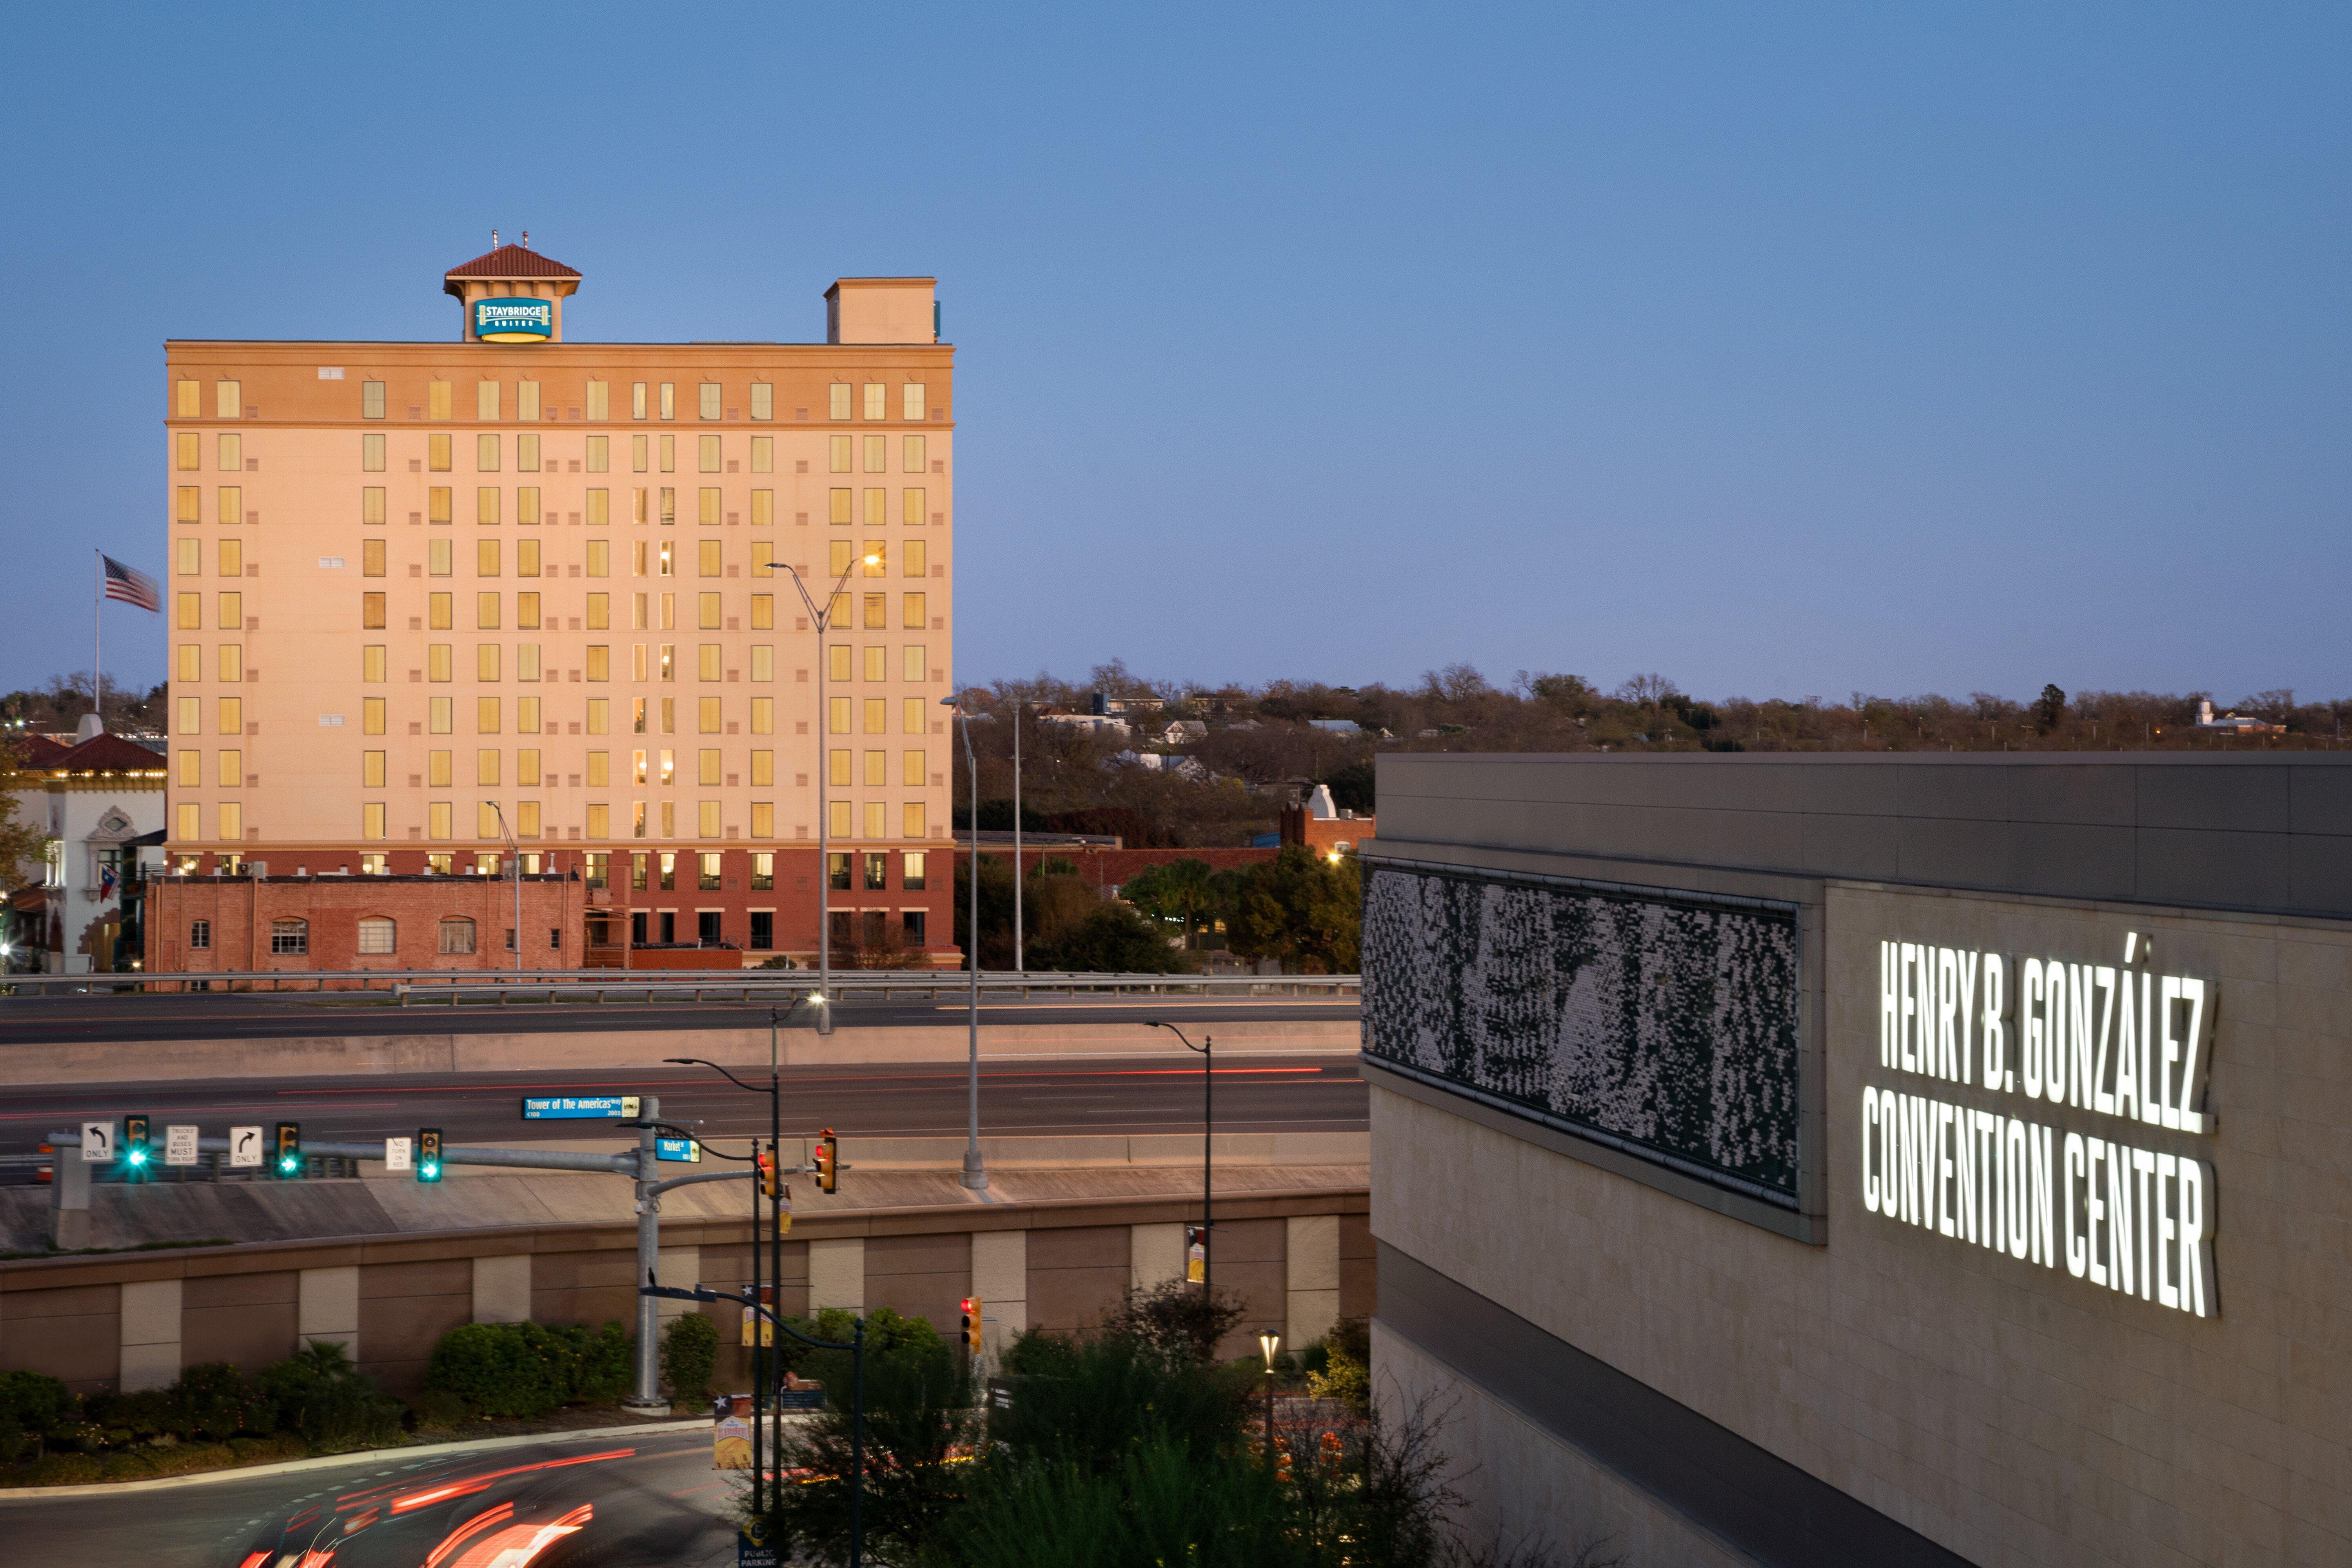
(158, 245), (955, 965)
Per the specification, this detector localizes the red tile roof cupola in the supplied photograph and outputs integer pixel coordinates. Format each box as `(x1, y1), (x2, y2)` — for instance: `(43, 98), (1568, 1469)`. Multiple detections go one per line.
(442, 234), (583, 342)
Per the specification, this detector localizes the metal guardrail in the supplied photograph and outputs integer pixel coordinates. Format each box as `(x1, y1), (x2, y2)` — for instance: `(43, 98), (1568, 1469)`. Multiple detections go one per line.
(0, 968), (1360, 1005)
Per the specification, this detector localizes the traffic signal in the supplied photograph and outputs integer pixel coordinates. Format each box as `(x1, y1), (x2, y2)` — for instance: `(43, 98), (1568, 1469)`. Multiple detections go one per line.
(758, 1143), (779, 1198)
(961, 1297), (983, 1353)
(815, 1129), (839, 1193)
(417, 1128), (443, 1183)
(123, 1115), (151, 1175)
(274, 1122), (302, 1177)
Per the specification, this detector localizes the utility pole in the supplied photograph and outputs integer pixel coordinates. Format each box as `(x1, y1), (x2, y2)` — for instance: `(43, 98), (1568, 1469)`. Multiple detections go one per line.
(1012, 700), (1023, 972)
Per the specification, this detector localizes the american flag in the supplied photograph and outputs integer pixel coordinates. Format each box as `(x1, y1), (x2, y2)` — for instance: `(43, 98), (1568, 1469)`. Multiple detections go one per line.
(101, 555), (159, 612)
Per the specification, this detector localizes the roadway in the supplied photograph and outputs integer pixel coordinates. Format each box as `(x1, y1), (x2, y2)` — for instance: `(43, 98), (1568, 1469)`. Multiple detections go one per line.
(0, 1426), (742, 1566)
(0, 991), (1359, 1045)
(0, 1054), (1368, 1173)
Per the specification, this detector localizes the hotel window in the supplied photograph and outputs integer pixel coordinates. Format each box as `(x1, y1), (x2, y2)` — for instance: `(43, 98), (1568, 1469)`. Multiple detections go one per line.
(270, 918), (308, 956)
(698, 749), (721, 786)
(865, 488), (886, 528)
(902, 383), (925, 421)
(362, 486), (386, 525)
(698, 436), (720, 474)
(360, 854), (387, 875)
(177, 695), (200, 734)
(586, 750), (608, 786)
(902, 697), (927, 733)
(478, 541), (501, 578)
(829, 436), (852, 474)
(477, 381), (500, 420)
(903, 750), (926, 787)
(518, 435), (540, 473)
(362, 380), (386, 419)
(429, 486), (452, 523)
(218, 539), (243, 577)
(361, 433), (386, 471)
(863, 645), (886, 682)
(587, 645), (610, 681)
(750, 594), (773, 630)
(864, 697), (886, 734)
(752, 850), (774, 887)
(698, 801), (721, 839)
(864, 541), (887, 577)
(587, 436), (608, 473)
(519, 695), (541, 731)
(177, 644), (199, 683)
(362, 539), (386, 577)
(518, 801), (541, 838)
(362, 750), (386, 788)
(829, 696), (851, 734)
(218, 748), (243, 788)
(478, 696), (501, 732)
(430, 697), (452, 733)
(829, 539), (855, 577)
(660, 750), (676, 785)
(176, 539), (200, 577)
(902, 644), (926, 682)
(750, 383), (772, 421)
(698, 590), (722, 627)
(478, 749), (500, 786)
(476, 434), (499, 472)
(581, 591), (605, 628)
(587, 381), (610, 421)
(176, 379), (200, 417)
(699, 383), (721, 420)
(903, 436), (926, 474)
(902, 592), (926, 629)
(362, 697), (385, 734)
(217, 696), (243, 734)
(863, 383), (886, 420)
(830, 383), (852, 420)
(587, 489), (609, 528)
(698, 488), (720, 527)
(178, 485), (200, 522)
(863, 749), (886, 787)
(587, 804), (611, 840)
(660, 488), (676, 525)
(429, 435), (451, 472)
(632, 435), (649, 473)
(176, 432), (200, 471)
(903, 802), (926, 838)
(903, 487), (927, 528)
(217, 433), (242, 471)
(697, 849), (722, 887)
(904, 851), (926, 890)
(750, 489), (773, 527)
(219, 485), (242, 524)
(698, 544), (721, 583)
(220, 644), (244, 684)
(864, 436), (886, 473)
(864, 593), (887, 630)
(750, 746), (774, 783)
(518, 539), (541, 577)
(356, 916), (394, 953)
(478, 488), (500, 525)
(828, 748), (851, 788)
(428, 381), (452, 420)
(828, 643), (852, 682)
(363, 802), (386, 842)
(429, 540), (452, 577)
(439, 917), (476, 954)
(632, 382), (648, 420)
(699, 647), (722, 683)
(362, 644), (386, 682)
(360, 592), (385, 630)
(477, 644), (501, 681)
(518, 380), (540, 421)
(428, 643), (453, 681)
(517, 486), (540, 526)
(660, 435), (675, 472)
(177, 592), (201, 628)
(864, 802), (886, 839)
(216, 380), (242, 418)
(518, 747), (540, 786)
(750, 645), (774, 682)
(903, 539), (927, 577)
(218, 802), (243, 841)
(830, 591), (851, 627)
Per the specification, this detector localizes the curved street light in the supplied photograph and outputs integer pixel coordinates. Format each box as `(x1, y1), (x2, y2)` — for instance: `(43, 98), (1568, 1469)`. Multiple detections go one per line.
(774, 552), (879, 1033)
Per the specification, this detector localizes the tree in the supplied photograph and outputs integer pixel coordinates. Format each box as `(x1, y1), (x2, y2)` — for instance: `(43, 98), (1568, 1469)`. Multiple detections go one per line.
(0, 737), (50, 887)
(2035, 684), (2067, 732)
(1228, 847), (1361, 973)
(1321, 758), (1376, 814)
(1122, 858), (1224, 947)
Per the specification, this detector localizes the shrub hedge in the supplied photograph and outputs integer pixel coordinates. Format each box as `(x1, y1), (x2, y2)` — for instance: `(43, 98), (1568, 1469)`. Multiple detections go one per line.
(422, 1320), (633, 1417)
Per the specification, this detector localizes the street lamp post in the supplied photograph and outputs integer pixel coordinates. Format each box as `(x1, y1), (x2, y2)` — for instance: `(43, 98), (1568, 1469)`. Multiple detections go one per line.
(1011, 700), (1023, 972)
(777, 555), (877, 1034)
(943, 697), (986, 1191)
(1259, 1331), (1282, 1461)
(1144, 1020), (1212, 1287)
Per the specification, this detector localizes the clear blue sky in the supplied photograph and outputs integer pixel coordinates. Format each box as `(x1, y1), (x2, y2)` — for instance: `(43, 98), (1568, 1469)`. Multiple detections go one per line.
(4, 3), (2345, 705)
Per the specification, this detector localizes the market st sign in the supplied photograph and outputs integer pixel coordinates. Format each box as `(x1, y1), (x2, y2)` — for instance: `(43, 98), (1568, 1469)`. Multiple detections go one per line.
(1860, 938), (2216, 1318)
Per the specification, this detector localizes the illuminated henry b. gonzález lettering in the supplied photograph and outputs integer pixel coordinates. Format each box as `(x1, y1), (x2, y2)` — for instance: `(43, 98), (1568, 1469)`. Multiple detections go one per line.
(1859, 938), (2216, 1318)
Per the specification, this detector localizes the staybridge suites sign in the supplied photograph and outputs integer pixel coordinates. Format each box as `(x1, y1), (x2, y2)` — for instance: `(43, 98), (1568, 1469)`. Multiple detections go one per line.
(1861, 938), (2216, 1318)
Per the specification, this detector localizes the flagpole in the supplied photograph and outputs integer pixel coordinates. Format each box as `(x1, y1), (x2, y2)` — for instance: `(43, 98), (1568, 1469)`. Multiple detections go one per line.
(93, 550), (102, 720)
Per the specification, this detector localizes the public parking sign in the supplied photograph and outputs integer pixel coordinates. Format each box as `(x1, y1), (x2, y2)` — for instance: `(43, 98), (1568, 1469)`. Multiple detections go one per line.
(164, 1125), (199, 1166)
(655, 1136), (701, 1163)
(520, 1096), (641, 1120)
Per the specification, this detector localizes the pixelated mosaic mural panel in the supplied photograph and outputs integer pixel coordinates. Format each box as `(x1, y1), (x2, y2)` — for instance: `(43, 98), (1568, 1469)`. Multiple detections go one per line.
(1363, 866), (1800, 1201)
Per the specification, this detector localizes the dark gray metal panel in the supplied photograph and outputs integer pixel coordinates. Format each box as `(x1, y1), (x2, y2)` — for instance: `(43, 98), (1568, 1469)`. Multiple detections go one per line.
(2005, 762), (2140, 826)
(1894, 817), (2016, 888)
(2136, 765), (2292, 834)
(2132, 828), (2294, 912)
(1377, 1242), (1978, 1568)
(2289, 767), (2352, 837)
(1796, 761), (1904, 819)
(2290, 832), (2352, 912)
(1802, 809), (1901, 878)
(2007, 823), (2140, 900)
(1893, 762), (2014, 824)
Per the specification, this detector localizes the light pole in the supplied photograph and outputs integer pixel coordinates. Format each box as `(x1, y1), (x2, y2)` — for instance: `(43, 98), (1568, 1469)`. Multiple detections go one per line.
(944, 696), (986, 1191)
(1259, 1331), (1282, 1461)
(1144, 1020), (1212, 1287)
(489, 802), (522, 974)
(777, 554), (876, 1034)
(1011, 699), (1023, 972)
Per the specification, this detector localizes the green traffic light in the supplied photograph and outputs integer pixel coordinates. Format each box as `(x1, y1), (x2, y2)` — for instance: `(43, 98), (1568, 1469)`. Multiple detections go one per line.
(421, 1161), (441, 1180)
(125, 1149), (147, 1166)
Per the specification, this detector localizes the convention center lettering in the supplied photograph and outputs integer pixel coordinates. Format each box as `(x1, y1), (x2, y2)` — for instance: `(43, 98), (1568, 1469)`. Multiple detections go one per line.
(1860, 941), (2216, 1318)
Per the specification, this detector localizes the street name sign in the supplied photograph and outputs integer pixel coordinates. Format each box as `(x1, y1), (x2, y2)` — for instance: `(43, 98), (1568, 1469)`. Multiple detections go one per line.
(521, 1096), (641, 1120)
